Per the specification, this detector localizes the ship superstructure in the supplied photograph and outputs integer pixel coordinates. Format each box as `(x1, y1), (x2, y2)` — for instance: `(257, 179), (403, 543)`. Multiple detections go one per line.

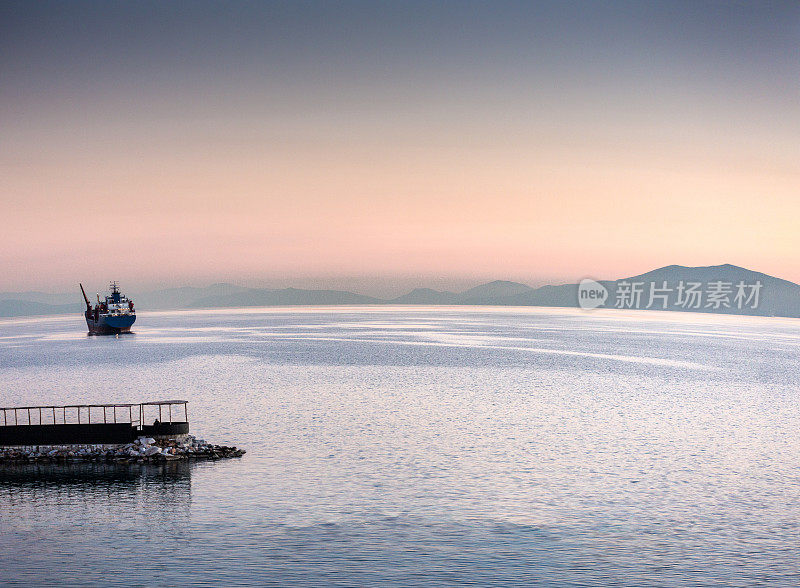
(80, 281), (136, 334)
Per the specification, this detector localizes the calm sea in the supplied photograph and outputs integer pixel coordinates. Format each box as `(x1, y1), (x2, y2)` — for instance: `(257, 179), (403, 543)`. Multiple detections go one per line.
(1, 306), (800, 587)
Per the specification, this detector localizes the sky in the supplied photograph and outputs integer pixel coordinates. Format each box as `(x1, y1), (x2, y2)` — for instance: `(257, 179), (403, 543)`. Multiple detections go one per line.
(1, 1), (798, 295)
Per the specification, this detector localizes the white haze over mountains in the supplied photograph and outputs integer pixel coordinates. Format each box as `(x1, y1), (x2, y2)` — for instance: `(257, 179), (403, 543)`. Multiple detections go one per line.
(1, 265), (799, 318)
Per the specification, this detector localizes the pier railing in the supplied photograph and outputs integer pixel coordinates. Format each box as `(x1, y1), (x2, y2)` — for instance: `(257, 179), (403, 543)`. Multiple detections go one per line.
(0, 400), (187, 428)
(0, 400), (189, 446)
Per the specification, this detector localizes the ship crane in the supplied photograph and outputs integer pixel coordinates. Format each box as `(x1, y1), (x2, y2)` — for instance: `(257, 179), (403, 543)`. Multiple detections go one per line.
(79, 283), (91, 311)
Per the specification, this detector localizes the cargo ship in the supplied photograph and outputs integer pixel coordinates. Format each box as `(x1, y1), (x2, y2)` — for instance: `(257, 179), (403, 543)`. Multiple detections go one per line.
(80, 282), (136, 334)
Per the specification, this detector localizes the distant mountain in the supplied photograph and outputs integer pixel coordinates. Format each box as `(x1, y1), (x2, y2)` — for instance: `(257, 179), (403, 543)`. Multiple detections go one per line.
(0, 291), (75, 305)
(505, 264), (800, 317)
(1, 264), (798, 318)
(455, 280), (533, 305)
(130, 283), (249, 309)
(389, 288), (459, 305)
(0, 283), (250, 317)
(0, 300), (82, 318)
(504, 282), (591, 307)
(619, 264), (800, 317)
(191, 287), (382, 308)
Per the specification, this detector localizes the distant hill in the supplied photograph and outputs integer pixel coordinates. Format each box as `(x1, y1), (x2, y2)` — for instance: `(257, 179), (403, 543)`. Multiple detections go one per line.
(191, 287), (382, 308)
(0, 300), (82, 318)
(130, 283), (249, 309)
(455, 280), (533, 305)
(624, 264), (800, 317)
(505, 264), (800, 317)
(1, 264), (798, 318)
(386, 280), (533, 306)
(504, 282), (591, 307)
(389, 288), (459, 305)
(0, 291), (76, 305)
(0, 283), (250, 317)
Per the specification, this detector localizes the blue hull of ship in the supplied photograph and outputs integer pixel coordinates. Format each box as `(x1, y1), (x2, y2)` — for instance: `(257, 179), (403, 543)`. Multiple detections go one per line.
(86, 313), (136, 335)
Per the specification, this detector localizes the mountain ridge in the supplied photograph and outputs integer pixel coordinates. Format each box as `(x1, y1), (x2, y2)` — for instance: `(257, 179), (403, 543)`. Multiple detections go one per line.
(1, 264), (798, 318)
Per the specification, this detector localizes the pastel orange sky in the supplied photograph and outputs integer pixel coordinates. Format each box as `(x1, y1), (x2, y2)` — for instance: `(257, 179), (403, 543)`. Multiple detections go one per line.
(2, 2), (798, 294)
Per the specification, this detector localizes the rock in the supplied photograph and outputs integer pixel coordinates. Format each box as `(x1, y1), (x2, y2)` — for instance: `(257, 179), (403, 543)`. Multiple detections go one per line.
(0, 436), (245, 465)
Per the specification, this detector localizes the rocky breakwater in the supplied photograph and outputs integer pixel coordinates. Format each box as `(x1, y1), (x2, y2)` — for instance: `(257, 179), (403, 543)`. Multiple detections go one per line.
(0, 435), (245, 464)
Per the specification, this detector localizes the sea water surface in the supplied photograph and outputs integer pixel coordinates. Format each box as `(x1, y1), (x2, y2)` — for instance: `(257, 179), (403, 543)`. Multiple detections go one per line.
(1, 306), (800, 587)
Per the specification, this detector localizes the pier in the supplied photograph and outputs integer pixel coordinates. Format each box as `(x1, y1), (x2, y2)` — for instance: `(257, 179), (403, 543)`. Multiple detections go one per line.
(0, 400), (189, 446)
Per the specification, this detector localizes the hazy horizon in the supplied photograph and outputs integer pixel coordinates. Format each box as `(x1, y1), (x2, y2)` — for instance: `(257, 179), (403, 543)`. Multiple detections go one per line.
(3, 2), (798, 292)
(0, 274), (520, 299)
(3, 261), (798, 303)
(0, 270), (616, 299)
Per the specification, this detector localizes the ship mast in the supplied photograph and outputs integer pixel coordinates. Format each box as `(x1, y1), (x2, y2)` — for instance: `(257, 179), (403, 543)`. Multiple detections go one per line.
(109, 281), (121, 303)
